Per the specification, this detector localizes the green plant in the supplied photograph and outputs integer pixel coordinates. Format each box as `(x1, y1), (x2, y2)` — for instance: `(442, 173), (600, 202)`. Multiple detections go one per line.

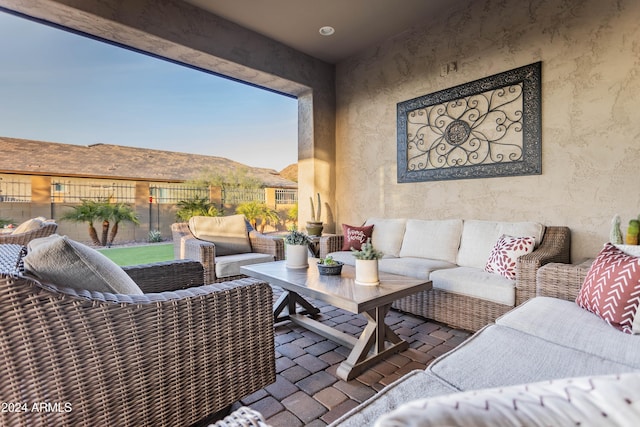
(627, 219), (640, 245)
(0, 217), (14, 228)
(287, 203), (298, 227)
(309, 193), (321, 222)
(236, 200), (280, 232)
(284, 229), (311, 245)
(351, 238), (383, 260)
(148, 229), (163, 243)
(318, 255), (339, 266)
(176, 196), (218, 221)
(610, 214), (623, 244)
(61, 199), (138, 246)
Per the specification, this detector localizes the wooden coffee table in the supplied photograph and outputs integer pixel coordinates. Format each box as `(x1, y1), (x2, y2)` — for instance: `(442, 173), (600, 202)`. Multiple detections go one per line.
(240, 260), (432, 380)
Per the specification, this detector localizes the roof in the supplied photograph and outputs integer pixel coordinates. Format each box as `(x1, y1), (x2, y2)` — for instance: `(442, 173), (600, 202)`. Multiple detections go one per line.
(0, 137), (297, 188)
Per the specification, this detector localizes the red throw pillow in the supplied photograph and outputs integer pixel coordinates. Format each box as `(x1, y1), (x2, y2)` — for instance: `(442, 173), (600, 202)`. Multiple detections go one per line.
(576, 243), (640, 334)
(484, 235), (536, 279)
(342, 224), (374, 251)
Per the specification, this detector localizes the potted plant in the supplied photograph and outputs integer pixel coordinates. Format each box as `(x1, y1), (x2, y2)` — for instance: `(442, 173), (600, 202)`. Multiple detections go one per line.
(284, 229), (311, 269)
(306, 193), (323, 236)
(317, 255), (344, 276)
(351, 238), (383, 285)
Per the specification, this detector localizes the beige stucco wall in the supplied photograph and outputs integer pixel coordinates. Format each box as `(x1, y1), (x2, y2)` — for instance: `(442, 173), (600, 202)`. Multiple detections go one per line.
(335, 0), (640, 261)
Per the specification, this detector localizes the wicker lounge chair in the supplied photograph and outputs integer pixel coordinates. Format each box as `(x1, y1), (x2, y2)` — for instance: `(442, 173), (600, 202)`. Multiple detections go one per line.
(172, 221), (285, 283)
(0, 221), (57, 245)
(0, 247), (276, 427)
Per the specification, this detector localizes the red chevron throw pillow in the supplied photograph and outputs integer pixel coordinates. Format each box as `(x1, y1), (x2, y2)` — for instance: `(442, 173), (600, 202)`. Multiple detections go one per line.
(576, 243), (640, 334)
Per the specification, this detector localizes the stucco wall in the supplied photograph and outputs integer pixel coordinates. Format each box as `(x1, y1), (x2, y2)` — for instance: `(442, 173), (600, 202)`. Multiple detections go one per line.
(335, 0), (640, 261)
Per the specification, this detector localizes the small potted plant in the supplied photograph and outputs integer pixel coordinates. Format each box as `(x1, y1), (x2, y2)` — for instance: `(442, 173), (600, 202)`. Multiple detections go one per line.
(317, 255), (344, 276)
(306, 193), (324, 236)
(284, 229), (311, 269)
(351, 238), (383, 285)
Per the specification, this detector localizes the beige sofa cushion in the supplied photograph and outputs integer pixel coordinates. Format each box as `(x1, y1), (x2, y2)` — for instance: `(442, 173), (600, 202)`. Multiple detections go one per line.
(364, 218), (407, 257)
(189, 214), (251, 256)
(24, 234), (143, 295)
(399, 219), (463, 264)
(456, 220), (545, 269)
(430, 266), (516, 306)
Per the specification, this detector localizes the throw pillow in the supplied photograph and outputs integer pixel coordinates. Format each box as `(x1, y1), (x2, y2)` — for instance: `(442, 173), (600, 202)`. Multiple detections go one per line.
(341, 224), (374, 251)
(23, 234), (143, 295)
(576, 243), (640, 334)
(189, 214), (252, 256)
(484, 235), (536, 279)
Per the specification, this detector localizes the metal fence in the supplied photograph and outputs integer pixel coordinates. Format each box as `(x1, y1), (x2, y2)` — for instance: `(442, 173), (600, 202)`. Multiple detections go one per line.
(51, 180), (136, 203)
(0, 177), (31, 202)
(222, 187), (266, 204)
(275, 188), (298, 205)
(150, 184), (209, 204)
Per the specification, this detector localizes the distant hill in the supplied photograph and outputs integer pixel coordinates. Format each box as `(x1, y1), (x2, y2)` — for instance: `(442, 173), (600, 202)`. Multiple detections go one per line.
(280, 163), (298, 182)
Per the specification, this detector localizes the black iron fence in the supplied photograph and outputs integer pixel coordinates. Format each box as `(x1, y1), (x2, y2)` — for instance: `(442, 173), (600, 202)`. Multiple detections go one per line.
(0, 177), (31, 202)
(51, 180), (136, 203)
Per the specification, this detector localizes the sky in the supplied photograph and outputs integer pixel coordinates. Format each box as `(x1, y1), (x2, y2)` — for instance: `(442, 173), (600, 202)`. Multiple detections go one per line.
(0, 11), (298, 171)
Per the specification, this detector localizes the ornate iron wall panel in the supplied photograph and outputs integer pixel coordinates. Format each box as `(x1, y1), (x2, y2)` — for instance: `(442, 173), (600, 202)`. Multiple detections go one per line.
(397, 62), (541, 182)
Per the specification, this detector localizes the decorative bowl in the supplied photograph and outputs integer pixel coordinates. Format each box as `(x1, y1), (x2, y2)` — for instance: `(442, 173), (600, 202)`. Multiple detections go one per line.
(317, 261), (343, 276)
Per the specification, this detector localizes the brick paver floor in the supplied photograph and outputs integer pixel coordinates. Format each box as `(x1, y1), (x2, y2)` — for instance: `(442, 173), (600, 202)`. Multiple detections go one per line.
(231, 286), (472, 426)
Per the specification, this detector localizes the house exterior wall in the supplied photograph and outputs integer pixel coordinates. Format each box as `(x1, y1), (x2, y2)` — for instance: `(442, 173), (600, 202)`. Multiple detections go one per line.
(335, 0), (640, 261)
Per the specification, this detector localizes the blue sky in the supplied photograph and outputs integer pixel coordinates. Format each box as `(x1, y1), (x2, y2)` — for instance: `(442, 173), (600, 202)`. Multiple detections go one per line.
(0, 11), (298, 171)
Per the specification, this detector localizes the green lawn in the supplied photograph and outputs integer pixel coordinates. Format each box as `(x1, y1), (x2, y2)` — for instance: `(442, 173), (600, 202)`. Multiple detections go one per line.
(98, 243), (174, 266)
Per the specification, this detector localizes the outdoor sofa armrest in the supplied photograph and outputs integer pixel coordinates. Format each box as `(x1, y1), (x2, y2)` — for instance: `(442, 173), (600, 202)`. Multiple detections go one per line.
(122, 259), (204, 293)
(515, 226), (571, 305)
(0, 274), (275, 427)
(319, 234), (344, 259)
(0, 222), (58, 245)
(536, 259), (592, 301)
(249, 230), (284, 261)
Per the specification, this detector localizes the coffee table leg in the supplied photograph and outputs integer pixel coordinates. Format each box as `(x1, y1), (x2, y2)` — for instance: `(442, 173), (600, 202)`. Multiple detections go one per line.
(273, 290), (320, 323)
(336, 303), (409, 381)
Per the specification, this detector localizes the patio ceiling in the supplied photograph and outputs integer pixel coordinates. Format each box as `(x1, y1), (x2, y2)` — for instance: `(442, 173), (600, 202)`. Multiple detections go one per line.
(182, 0), (455, 64)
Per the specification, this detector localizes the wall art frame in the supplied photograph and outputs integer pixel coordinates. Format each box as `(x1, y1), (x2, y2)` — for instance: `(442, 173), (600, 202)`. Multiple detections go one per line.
(397, 61), (541, 183)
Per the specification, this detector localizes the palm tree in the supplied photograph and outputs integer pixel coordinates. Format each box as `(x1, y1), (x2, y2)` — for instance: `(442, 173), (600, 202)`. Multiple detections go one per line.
(236, 201), (265, 230)
(106, 203), (139, 246)
(60, 199), (101, 245)
(176, 196), (219, 221)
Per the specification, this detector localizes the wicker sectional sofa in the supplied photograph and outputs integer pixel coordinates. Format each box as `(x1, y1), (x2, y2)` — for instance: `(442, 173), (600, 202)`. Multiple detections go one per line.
(330, 260), (640, 426)
(320, 218), (571, 331)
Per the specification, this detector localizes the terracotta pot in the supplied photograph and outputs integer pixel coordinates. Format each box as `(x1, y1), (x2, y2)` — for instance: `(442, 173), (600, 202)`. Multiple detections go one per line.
(355, 259), (379, 286)
(285, 243), (308, 269)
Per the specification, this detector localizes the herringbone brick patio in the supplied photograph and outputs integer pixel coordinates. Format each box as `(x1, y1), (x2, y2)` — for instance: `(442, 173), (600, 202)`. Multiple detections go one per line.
(231, 286), (471, 426)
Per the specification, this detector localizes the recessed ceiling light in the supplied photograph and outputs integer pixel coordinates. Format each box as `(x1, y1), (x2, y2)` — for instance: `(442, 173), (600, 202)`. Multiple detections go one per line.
(319, 26), (335, 36)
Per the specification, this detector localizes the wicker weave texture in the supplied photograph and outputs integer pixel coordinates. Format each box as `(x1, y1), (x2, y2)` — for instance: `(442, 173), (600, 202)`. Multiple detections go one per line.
(321, 226), (571, 332)
(122, 259), (204, 292)
(536, 259), (592, 301)
(0, 223), (58, 245)
(171, 222), (284, 283)
(0, 274), (275, 427)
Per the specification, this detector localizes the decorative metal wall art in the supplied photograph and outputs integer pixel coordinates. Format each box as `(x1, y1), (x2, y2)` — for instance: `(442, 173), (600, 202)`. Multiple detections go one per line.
(397, 62), (541, 182)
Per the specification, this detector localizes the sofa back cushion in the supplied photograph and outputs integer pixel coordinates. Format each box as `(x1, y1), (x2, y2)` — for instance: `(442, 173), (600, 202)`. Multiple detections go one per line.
(364, 218), (407, 257)
(23, 234), (143, 295)
(456, 220), (545, 269)
(12, 217), (44, 234)
(189, 215), (251, 256)
(399, 219), (463, 264)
